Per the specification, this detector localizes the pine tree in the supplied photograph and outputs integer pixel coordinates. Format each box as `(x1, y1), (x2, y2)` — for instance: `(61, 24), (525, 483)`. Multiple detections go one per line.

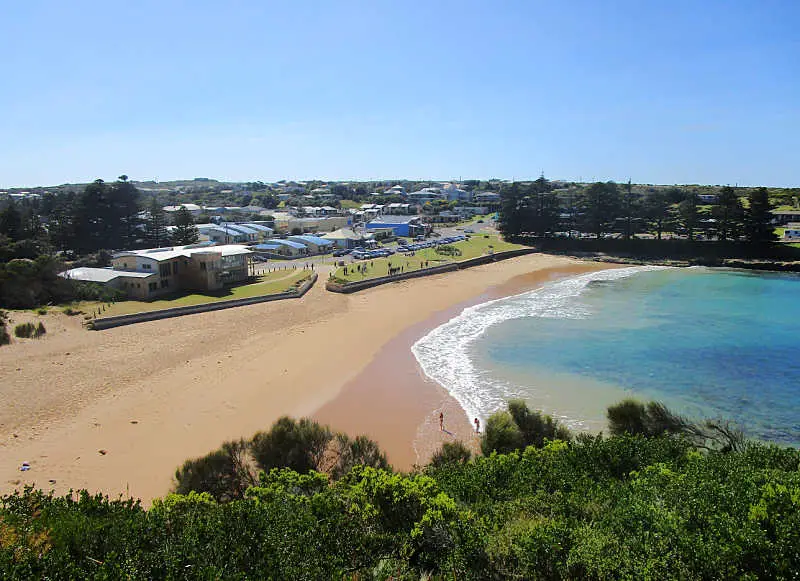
(172, 206), (199, 245)
(0, 201), (22, 240)
(144, 198), (168, 247)
(110, 175), (141, 249)
(744, 187), (777, 244)
(713, 186), (744, 241)
(678, 192), (700, 241)
(579, 182), (622, 238)
(498, 182), (525, 239)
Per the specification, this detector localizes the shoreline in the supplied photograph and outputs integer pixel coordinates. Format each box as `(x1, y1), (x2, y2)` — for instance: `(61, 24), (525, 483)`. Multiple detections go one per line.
(0, 254), (607, 503)
(314, 261), (615, 469)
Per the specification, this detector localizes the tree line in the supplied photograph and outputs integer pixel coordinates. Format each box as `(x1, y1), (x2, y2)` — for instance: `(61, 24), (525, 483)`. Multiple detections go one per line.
(0, 176), (199, 308)
(499, 178), (779, 245)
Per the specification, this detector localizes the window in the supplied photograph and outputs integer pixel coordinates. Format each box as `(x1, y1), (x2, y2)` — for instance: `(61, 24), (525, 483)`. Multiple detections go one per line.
(136, 283), (141, 288)
(200, 262), (206, 271)
(161, 279), (169, 288)
(142, 263), (152, 270)
(148, 282), (157, 292)
(159, 263), (171, 277)
(172, 262), (179, 275)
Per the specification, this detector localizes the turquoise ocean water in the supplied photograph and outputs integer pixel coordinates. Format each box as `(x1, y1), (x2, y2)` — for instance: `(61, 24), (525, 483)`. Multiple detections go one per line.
(412, 267), (800, 446)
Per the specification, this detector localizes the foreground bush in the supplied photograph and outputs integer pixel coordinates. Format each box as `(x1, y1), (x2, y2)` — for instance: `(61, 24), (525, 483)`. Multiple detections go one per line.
(481, 399), (570, 455)
(174, 417), (389, 502)
(3, 436), (799, 579)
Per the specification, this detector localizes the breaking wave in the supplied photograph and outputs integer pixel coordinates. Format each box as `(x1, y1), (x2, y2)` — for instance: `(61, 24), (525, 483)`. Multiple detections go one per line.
(411, 266), (667, 423)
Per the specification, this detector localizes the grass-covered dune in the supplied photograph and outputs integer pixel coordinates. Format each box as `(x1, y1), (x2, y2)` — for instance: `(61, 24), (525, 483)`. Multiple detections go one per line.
(1, 403), (799, 579)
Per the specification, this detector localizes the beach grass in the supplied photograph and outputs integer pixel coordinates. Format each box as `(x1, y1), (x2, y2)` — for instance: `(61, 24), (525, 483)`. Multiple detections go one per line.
(79, 269), (312, 317)
(332, 235), (525, 283)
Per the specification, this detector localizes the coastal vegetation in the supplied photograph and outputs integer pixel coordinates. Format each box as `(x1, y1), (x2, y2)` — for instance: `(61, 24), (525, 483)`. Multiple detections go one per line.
(12, 321), (46, 339)
(498, 178), (799, 264)
(3, 400), (798, 578)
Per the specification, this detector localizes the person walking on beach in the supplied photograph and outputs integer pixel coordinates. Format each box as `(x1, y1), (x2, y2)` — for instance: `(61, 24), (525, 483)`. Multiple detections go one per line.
(474, 417), (480, 434)
(439, 411), (444, 431)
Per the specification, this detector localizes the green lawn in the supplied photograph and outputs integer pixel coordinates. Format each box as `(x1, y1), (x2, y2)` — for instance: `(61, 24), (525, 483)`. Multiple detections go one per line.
(339, 200), (362, 210)
(80, 270), (312, 317)
(331, 235), (525, 283)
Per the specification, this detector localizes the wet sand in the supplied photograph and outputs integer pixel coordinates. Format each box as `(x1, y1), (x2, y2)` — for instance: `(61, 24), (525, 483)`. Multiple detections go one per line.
(314, 262), (612, 468)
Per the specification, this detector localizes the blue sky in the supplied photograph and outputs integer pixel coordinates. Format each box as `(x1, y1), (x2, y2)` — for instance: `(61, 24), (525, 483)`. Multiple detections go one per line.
(2, 1), (798, 187)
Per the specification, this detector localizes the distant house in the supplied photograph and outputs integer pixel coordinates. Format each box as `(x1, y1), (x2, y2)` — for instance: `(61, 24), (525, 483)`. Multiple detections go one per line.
(428, 211), (460, 223)
(320, 228), (367, 249)
(773, 209), (800, 225)
(385, 203), (413, 215)
(286, 235), (334, 254)
(366, 215), (426, 238)
(473, 192), (502, 206)
(61, 244), (252, 299)
(407, 188), (446, 203)
(442, 183), (472, 202)
(252, 239), (308, 258)
(196, 223), (272, 244)
(386, 184), (406, 196)
(163, 203), (203, 216)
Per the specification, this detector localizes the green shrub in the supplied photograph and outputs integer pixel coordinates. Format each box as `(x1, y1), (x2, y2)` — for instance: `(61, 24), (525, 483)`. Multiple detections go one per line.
(13, 321), (46, 339)
(481, 400), (571, 455)
(14, 322), (35, 338)
(481, 411), (524, 455)
(174, 417), (389, 501)
(251, 416), (333, 474)
(36, 308), (47, 315)
(508, 398), (571, 447)
(430, 441), (472, 467)
(174, 439), (253, 502)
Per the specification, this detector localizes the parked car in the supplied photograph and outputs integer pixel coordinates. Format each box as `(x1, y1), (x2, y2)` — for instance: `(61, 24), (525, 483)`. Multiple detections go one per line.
(333, 249), (351, 257)
(464, 228), (475, 233)
(477, 219), (484, 223)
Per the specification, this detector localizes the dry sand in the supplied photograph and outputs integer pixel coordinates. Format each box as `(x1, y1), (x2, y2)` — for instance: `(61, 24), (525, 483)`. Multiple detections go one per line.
(0, 255), (607, 503)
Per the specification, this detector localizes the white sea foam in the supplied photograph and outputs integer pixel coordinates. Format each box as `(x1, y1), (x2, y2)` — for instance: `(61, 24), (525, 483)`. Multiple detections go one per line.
(411, 266), (667, 424)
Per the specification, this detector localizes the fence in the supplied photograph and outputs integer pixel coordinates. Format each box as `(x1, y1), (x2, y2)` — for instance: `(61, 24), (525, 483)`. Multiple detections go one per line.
(90, 273), (317, 330)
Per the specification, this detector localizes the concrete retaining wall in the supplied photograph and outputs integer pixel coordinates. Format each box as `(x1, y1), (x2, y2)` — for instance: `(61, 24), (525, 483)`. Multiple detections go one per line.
(91, 273), (317, 330)
(326, 248), (535, 294)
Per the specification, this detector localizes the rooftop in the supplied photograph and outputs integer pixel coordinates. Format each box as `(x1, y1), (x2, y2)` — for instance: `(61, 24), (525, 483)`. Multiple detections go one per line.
(114, 244), (252, 262)
(59, 267), (155, 283)
(366, 215), (420, 225)
(288, 235), (334, 245)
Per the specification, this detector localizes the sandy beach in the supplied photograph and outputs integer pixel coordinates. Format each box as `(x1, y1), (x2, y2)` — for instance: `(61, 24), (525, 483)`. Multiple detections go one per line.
(0, 254), (608, 503)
